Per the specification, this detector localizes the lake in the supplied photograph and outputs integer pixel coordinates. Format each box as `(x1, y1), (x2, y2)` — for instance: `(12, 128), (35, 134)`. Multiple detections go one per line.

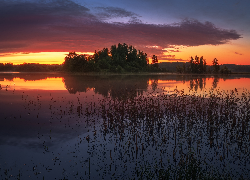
(0, 72), (250, 179)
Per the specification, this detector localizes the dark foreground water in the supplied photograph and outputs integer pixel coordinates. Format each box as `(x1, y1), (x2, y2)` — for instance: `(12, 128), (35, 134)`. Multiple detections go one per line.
(0, 73), (250, 179)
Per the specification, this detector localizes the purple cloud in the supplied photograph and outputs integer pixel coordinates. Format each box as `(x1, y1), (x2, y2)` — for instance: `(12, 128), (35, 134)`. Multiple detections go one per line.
(95, 7), (138, 18)
(0, 0), (242, 59)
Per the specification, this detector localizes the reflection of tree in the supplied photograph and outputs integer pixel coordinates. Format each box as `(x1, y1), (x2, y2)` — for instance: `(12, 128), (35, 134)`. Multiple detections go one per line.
(57, 74), (229, 95)
(186, 76), (227, 92)
(151, 79), (158, 91)
(190, 79), (194, 90)
(62, 75), (151, 99)
(212, 76), (219, 89)
(194, 79), (199, 91)
(199, 78), (204, 90)
(189, 77), (206, 91)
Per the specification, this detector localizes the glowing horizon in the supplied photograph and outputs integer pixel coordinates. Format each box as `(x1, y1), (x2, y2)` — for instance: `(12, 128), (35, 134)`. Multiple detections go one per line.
(0, 40), (249, 66)
(0, 52), (95, 65)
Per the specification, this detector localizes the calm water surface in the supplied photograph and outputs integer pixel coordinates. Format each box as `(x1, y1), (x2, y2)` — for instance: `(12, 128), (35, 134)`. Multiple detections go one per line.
(0, 73), (250, 179)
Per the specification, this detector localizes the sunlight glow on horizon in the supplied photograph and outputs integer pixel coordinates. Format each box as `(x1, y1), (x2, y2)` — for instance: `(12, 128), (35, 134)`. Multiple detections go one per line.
(0, 52), (95, 65)
(0, 42), (249, 66)
(158, 42), (250, 65)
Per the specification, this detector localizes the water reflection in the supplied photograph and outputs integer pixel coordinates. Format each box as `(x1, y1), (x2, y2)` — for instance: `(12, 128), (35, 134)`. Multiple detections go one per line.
(1, 73), (250, 96)
(63, 75), (149, 99)
(62, 74), (250, 98)
(1, 73), (250, 179)
(0, 72), (63, 81)
(94, 89), (250, 179)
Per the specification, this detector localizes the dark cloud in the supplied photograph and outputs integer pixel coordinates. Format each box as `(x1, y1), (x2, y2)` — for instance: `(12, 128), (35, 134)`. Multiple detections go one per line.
(95, 7), (138, 19)
(235, 52), (243, 55)
(120, 0), (250, 32)
(160, 54), (187, 61)
(160, 58), (187, 62)
(0, 0), (92, 25)
(139, 46), (165, 56)
(164, 55), (176, 58)
(94, 6), (142, 24)
(0, 0), (242, 58)
(169, 50), (180, 52)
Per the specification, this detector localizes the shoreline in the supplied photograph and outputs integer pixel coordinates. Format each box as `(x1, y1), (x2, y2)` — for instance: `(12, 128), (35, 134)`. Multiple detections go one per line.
(1, 71), (250, 76)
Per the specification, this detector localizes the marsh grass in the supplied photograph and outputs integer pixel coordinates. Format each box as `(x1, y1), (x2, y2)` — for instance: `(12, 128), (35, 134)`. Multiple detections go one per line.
(136, 151), (238, 180)
(1, 85), (250, 179)
(89, 87), (250, 179)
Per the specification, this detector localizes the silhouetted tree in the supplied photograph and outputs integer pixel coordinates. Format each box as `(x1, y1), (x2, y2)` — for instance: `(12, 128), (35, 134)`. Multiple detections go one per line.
(0, 63), (4, 71)
(187, 56), (207, 74)
(62, 43), (149, 73)
(63, 52), (88, 72)
(189, 56), (195, 73)
(110, 43), (128, 68)
(198, 56), (204, 73)
(4, 63), (14, 71)
(152, 55), (158, 64)
(212, 58), (220, 73)
(93, 48), (110, 64)
(110, 43), (148, 72)
(150, 55), (159, 70)
(203, 59), (207, 73)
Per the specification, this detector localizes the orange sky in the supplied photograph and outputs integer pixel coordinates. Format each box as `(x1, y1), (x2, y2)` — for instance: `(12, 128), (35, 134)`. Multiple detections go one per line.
(1, 40), (249, 65)
(1, 0), (249, 66)
(0, 52), (94, 65)
(158, 38), (250, 65)
(1, 38), (249, 65)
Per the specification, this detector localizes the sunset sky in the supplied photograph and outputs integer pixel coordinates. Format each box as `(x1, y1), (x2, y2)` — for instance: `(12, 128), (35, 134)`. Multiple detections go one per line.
(0, 0), (249, 65)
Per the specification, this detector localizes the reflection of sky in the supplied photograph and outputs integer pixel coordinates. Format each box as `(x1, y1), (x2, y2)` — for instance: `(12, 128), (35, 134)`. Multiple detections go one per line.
(0, 87), (102, 178)
(1, 77), (66, 90)
(149, 76), (250, 97)
(1, 75), (250, 95)
(0, 89), (99, 145)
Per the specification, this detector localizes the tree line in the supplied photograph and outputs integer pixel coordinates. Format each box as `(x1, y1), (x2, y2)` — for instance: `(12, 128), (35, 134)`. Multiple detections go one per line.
(0, 63), (62, 72)
(63, 43), (162, 73)
(0, 45), (232, 74)
(176, 56), (231, 74)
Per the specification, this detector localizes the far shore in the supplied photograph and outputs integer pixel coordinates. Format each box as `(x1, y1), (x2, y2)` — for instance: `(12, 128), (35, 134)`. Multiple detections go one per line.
(1, 71), (250, 76)
(0, 71), (250, 76)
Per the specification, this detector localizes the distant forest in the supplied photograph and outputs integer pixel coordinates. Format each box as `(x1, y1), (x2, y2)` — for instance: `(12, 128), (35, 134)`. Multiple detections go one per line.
(1, 43), (250, 73)
(0, 63), (62, 72)
(175, 56), (231, 74)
